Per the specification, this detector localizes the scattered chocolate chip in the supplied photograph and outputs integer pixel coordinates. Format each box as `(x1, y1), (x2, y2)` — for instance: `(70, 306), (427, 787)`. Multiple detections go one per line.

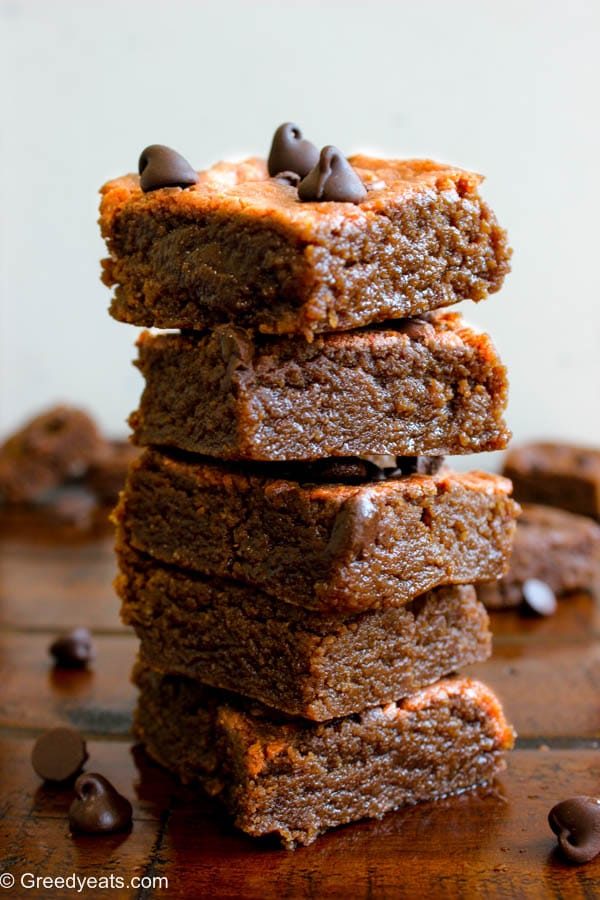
(549, 796), (600, 864)
(272, 170), (301, 187)
(69, 773), (133, 835)
(138, 145), (197, 193)
(305, 457), (382, 485)
(521, 578), (557, 617)
(31, 727), (88, 782)
(298, 146), (367, 204)
(395, 318), (436, 341)
(267, 123), (319, 179)
(49, 627), (96, 669)
(389, 456), (445, 477)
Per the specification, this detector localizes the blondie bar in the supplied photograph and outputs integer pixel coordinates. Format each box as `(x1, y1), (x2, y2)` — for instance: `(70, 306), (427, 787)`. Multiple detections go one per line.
(118, 544), (491, 720)
(504, 442), (600, 520)
(100, 156), (510, 338)
(477, 503), (600, 608)
(134, 665), (514, 847)
(0, 406), (107, 504)
(114, 449), (519, 612)
(130, 311), (509, 460)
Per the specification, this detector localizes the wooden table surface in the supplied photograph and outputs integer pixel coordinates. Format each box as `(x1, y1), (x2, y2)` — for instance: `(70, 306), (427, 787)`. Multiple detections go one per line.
(1, 510), (599, 899)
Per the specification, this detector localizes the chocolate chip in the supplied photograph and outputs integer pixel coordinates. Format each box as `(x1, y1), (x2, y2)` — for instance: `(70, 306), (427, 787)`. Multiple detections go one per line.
(521, 578), (557, 617)
(31, 727), (88, 782)
(326, 493), (379, 562)
(138, 145), (197, 193)
(267, 123), (319, 179)
(548, 796), (600, 864)
(69, 773), (133, 835)
(298, 146), (367, 204)
(395, 318), (436, 341)
(306, 458), (381, 485)
(49, 627), (96, 669)
(272, 170), (301, 187)
(390, 457), (445, 477)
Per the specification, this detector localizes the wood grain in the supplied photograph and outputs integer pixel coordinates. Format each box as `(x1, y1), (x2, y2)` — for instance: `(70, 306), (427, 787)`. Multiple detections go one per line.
(1, 518), (599, 898)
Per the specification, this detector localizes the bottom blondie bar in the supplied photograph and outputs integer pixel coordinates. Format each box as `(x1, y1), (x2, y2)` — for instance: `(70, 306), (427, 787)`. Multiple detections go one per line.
(133, 665), (514, 847)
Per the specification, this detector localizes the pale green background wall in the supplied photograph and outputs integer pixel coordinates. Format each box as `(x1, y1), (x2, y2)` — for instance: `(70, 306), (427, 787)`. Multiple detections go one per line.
(2, 0), (599, 469)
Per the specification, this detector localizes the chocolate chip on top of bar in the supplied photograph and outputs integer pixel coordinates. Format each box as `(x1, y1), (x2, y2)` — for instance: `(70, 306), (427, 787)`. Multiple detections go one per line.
(268, 122), (319, 179)
(138, 144), (197, 193)
(299, 145), (367, 204)
(271, 170), (301, 187)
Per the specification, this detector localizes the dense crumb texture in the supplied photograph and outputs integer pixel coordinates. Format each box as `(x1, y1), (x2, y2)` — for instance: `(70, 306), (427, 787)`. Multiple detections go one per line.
(477, 503), (600, 608)
(114, 449), (519, 612)
(504, 442), (600, 520)
(130, 310), (510, 460)
(133, 666), (514, 847)
(118, 544), (491, 720)
(0, 406), (108, 503)
(99, 156), (511, 337)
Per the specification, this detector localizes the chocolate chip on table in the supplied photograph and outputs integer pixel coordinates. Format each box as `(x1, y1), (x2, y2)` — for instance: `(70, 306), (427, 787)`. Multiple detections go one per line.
(138, 145), (198, 193)
(69, 773), (133, 834)
(267, 123), (319, 179)
(520, 578), (558, 617)
(548, 796), (600, 863)
(49, 627), (96, 668)
(298, 146), (367, 204)
(31, 727), (88, 782)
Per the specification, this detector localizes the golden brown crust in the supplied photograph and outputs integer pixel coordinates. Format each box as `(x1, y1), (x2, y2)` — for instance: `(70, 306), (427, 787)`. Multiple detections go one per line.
(99, 156), (483, 230)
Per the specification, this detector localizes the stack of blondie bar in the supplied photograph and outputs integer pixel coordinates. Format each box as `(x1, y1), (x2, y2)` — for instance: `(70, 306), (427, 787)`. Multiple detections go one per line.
(100, 127), (519, 847)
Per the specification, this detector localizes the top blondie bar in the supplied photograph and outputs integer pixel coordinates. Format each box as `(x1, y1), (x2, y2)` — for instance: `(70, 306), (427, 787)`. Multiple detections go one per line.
(100, 150), (511, 338)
